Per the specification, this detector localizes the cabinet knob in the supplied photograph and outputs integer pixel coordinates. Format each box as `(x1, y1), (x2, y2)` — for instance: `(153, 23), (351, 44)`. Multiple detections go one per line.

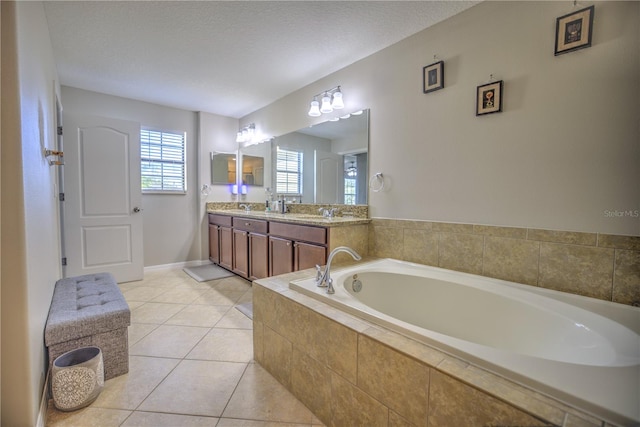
(245, 222), (251, 226)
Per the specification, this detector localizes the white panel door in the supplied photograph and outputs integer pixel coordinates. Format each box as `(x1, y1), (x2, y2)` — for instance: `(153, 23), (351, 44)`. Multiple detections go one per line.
(63, 114), (143, 282)
(315, 150), (344, 204)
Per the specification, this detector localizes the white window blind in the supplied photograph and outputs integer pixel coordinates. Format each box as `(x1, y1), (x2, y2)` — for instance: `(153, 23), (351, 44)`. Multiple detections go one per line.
(141, 128), (186, 193)
(276, 147), (302, 194)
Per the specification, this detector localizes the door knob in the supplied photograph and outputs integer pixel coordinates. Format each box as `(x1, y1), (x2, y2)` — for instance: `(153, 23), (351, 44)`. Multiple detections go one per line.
(133, 207), (142, 213)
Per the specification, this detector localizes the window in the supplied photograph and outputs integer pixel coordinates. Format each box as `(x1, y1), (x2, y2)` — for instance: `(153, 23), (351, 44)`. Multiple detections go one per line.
(140, 128), (186, 193)
(276, 147), (302, 194)
(344, 178), (356, 205)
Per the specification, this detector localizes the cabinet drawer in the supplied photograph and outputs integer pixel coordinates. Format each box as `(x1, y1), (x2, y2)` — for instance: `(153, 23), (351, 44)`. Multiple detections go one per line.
(233, 217), (268, 234)
(208, 214), (232, 227)
(269, 222), (327, 245)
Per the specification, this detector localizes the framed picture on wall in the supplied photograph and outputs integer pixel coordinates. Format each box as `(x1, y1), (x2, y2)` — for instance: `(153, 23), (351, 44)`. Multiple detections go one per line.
(423, 60), (444, 93)
(476, 80), (503, 116)
(554, 5), (595, 56)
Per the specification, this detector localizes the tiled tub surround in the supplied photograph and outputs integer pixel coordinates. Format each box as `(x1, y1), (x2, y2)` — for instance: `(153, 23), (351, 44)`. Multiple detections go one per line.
(369, 219), (640, 307)
(254, 271), (627, 427)
(290, 259), (640, 426)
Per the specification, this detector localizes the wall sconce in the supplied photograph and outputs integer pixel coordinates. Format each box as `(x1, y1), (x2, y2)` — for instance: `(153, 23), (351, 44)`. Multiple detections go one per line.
(308, 86), (344, 117)
(236, 123), (255, 143)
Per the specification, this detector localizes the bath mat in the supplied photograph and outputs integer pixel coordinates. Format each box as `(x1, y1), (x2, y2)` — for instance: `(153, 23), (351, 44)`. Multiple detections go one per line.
(183, 264), (234, 282)
(235, 302), (253, 320)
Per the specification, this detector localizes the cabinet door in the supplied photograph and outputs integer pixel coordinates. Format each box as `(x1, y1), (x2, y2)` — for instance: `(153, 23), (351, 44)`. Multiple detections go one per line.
(233, 229), (249, 279)
(249, 233), (269, 280)
(295, 242), (327, 271)
(219, 226), (233, 270)
(269, 236), (294, 277)
(208, 224), (220, 264)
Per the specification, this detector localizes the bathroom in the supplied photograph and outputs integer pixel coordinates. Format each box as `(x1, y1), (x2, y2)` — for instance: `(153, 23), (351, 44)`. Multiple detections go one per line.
(2, 1), (638, 426)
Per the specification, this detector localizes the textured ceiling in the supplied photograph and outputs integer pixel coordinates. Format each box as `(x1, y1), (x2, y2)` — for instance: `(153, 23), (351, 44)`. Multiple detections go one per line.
(44, 1), (478, 118)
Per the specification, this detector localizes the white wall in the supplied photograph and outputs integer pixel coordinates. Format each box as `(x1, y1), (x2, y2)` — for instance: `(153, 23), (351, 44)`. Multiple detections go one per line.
(1, 2), (62, 424)
(243, 1), (640, 236)
(61, 87), (206, 267)
(198, 112), (239, 259)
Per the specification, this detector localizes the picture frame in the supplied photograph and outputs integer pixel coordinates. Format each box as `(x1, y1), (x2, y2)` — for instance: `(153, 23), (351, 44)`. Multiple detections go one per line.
(423, 60), (444, 93)
(554, 5), (594, 56)
(476, 80), (503, 116)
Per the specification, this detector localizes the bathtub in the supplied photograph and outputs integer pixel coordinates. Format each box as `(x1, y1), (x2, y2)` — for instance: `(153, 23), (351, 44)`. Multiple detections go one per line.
(290, 258), (640, 426)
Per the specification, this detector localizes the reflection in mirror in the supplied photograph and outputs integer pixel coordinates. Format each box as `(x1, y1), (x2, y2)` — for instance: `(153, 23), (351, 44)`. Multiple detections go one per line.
(241, 155), (264, 186)
(268, 109), (369, 205)
(210, 152), (236, 184)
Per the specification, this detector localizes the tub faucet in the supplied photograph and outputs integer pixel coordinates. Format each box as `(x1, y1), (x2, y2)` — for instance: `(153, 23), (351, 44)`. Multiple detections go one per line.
(316, 246), (361, 294)
(239, 204), (251, 212)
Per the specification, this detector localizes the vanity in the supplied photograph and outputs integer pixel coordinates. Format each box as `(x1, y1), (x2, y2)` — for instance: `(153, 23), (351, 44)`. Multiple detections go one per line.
(207, 204), (369, 281)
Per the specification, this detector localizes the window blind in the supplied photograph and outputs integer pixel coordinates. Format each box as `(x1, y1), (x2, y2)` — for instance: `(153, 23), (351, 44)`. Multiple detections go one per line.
(276, 147), (302, 194)
(140, 129), (186, 193)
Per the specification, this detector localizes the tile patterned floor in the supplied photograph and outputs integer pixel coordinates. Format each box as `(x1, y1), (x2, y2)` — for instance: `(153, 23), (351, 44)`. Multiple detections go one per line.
(46, 268), (324, 427)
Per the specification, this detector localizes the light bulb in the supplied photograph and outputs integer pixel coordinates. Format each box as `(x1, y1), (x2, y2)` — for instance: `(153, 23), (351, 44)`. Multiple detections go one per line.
(320, 93), (333, 113)
(308, 98), (321, 117)
(331, 89), (344, 109)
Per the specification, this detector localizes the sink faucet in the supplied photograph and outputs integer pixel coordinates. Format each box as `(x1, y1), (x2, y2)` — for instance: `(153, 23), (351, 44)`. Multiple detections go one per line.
(318, 207), (339, 218)
(239, 204), (251, 212)
(315, 246), (361, 294)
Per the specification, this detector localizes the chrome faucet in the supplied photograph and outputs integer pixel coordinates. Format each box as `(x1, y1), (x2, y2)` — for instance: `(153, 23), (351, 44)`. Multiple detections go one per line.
(239, 204), (251, 212)
(318, 207), (339, 218)
(316, 246), (361, 294)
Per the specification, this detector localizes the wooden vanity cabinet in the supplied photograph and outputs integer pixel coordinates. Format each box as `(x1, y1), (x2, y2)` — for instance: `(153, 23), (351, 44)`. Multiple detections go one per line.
(269, 222), (327, 274)
(269, 236), (294, 276)
(294, 241), (327, 271)
(209, 213), (336, 279)
(232, 217), (268, 280)
(208, 214), (233, 270)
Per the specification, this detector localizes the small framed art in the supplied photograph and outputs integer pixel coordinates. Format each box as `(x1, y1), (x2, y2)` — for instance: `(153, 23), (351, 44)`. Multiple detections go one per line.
(476, 80), (503, 116)
(423, 60), (444, 93)
(554, 5), (594, 56)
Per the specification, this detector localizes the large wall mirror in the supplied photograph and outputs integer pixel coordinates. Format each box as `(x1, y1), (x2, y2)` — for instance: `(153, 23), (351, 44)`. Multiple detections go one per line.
(239, 109), (369, 205)
(210, 152), (236, 184)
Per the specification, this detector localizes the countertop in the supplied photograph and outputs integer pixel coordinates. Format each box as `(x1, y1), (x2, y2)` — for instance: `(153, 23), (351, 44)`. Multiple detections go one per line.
(206, 209), (371, 227)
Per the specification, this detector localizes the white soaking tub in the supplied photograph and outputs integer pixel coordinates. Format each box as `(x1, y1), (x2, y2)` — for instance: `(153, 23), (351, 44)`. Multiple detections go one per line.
(290, 258), (640, 426)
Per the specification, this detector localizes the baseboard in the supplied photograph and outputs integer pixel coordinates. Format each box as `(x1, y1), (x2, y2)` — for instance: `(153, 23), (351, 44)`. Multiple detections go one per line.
(144, 259), (210, 273)
(35, 369), (50, 427)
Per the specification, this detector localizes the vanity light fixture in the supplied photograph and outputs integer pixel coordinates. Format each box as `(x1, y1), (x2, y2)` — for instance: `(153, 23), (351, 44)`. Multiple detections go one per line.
(236, 123), (256, 143)
(307, 86), (344, 117)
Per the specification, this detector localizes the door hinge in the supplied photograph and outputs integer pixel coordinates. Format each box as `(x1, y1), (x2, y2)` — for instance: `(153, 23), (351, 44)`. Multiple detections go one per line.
(59, 192), (65, 201)
(57, 126), (63, 136)
(61, 257), (67, 266)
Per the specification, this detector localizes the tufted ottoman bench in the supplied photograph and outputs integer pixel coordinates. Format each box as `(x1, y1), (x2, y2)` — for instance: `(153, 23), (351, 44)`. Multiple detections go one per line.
(45, 272), (130, 380)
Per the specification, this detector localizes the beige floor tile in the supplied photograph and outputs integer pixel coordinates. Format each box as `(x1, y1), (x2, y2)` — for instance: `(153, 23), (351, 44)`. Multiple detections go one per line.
(92, 356), (179, 410)
(192, 288), (246, 306)
(122, 286), (169, 302)
(137, 359), (247, 417)
(129, 325), (210, 358)
(213, 276), (252, 291)
(187, 328), (254, 362)
(238, 289), (254, 304)
(46, 405), (131, 426)
(165, 304), (231, 327)
(128, 323), (159, 346)
(131, 302), (186, 324)
(216, 306), (254, 329)
(121, 411), (218, 426)
(151, 285), (209, 304)
(223, 364), (315, 424)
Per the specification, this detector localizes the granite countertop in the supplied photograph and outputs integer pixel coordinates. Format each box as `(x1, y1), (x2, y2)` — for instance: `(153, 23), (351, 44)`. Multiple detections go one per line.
(207, 209), (370, 227)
